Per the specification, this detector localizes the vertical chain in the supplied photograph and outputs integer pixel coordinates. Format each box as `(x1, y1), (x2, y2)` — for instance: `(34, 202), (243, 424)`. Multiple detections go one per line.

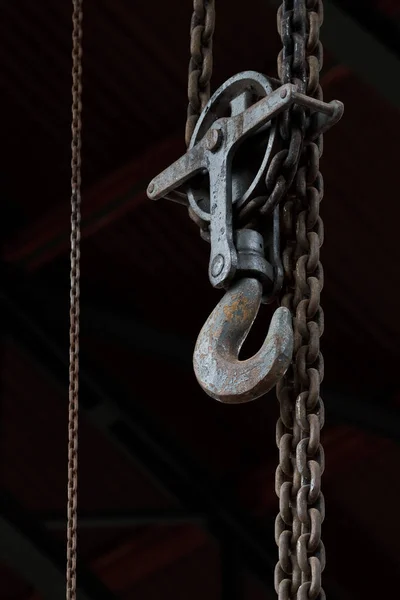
(66, 1), (83, 600)
(275, 2), (325, 600)
(185, 0), (215, 147)
(185, 0), (215, 233)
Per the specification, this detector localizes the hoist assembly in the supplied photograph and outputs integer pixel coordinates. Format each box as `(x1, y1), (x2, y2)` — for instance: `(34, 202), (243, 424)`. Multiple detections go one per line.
(146, 2), (343, 600)
(147, 34), (343, 404)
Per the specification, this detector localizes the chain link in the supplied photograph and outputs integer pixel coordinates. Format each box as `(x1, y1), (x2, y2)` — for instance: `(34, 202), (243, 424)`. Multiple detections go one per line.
(66, 1), (83, 599)
(185, 0), (215, 147)
(238, 1), (323, 227)
(275, 2), (326, 599)
(185, 0), (215, 233)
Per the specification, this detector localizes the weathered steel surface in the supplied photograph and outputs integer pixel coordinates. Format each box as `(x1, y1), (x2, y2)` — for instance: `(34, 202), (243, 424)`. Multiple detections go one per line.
(193, 278), (293, 403)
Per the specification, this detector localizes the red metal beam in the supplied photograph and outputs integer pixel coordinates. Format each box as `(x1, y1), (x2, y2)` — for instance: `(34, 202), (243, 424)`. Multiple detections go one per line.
(3, 135), (184, 272)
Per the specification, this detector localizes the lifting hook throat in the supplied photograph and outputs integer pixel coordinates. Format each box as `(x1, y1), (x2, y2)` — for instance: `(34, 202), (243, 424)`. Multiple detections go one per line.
(193, 277), (293, 403)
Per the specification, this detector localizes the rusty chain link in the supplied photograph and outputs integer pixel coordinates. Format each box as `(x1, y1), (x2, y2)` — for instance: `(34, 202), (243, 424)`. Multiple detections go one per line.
(239, 0), (314, 226)
(185, 0), (215, 232)
(185, 0), (215, 147)
(274, 2), (326, 600)
(66, 1), (82, 599)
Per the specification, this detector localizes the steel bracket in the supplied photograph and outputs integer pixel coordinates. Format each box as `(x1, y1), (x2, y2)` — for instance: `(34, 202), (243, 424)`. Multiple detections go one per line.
(148, 75), (343, 289)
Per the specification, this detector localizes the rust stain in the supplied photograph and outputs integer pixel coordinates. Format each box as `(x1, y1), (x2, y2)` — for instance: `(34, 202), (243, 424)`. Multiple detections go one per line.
(222, 295), (253, 321)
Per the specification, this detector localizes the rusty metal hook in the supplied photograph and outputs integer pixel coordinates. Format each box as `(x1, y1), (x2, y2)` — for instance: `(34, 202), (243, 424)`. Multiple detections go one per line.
(193, 277), (293, 403)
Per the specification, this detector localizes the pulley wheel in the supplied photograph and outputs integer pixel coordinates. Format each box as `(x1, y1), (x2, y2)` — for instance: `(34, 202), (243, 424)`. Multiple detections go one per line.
(187, 71), (277, 222)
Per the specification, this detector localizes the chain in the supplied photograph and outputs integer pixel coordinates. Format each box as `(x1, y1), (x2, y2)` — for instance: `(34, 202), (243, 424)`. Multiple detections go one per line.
(181, 4), (325, 594)
(185, 0), (215, 148)
(66, 1), (83, 599)
(274, 2), (326, 600)
(238, 1), (321, 228)
(185, 0), (215, 232)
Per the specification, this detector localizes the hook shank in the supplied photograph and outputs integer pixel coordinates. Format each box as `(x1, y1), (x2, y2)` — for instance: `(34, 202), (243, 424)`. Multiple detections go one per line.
(193, 278), (293, 403)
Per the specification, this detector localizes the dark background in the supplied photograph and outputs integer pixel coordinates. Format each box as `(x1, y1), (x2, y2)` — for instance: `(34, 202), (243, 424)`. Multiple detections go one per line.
(1, 1), (400, 599)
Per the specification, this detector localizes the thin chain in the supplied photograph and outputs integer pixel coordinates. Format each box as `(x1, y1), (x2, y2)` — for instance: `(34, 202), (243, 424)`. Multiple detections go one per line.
(275, 2), (326, 600)
(66, 1), (83, 599)
(185, 0), (215, 147)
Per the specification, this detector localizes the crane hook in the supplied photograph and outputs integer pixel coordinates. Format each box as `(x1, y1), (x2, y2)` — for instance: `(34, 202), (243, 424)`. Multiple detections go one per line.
(193, 277), (293, 404)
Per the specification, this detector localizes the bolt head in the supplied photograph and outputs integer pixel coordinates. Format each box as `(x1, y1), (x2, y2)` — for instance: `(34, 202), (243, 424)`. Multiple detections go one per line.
(211, 254), (225, 277)
(280, 88), (287, 99)
(206, 128), (223, 152)
(147, 182), (155, 195)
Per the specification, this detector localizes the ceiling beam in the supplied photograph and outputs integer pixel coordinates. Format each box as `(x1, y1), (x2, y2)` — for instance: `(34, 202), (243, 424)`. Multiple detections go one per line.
(0, 491), (116, 600)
